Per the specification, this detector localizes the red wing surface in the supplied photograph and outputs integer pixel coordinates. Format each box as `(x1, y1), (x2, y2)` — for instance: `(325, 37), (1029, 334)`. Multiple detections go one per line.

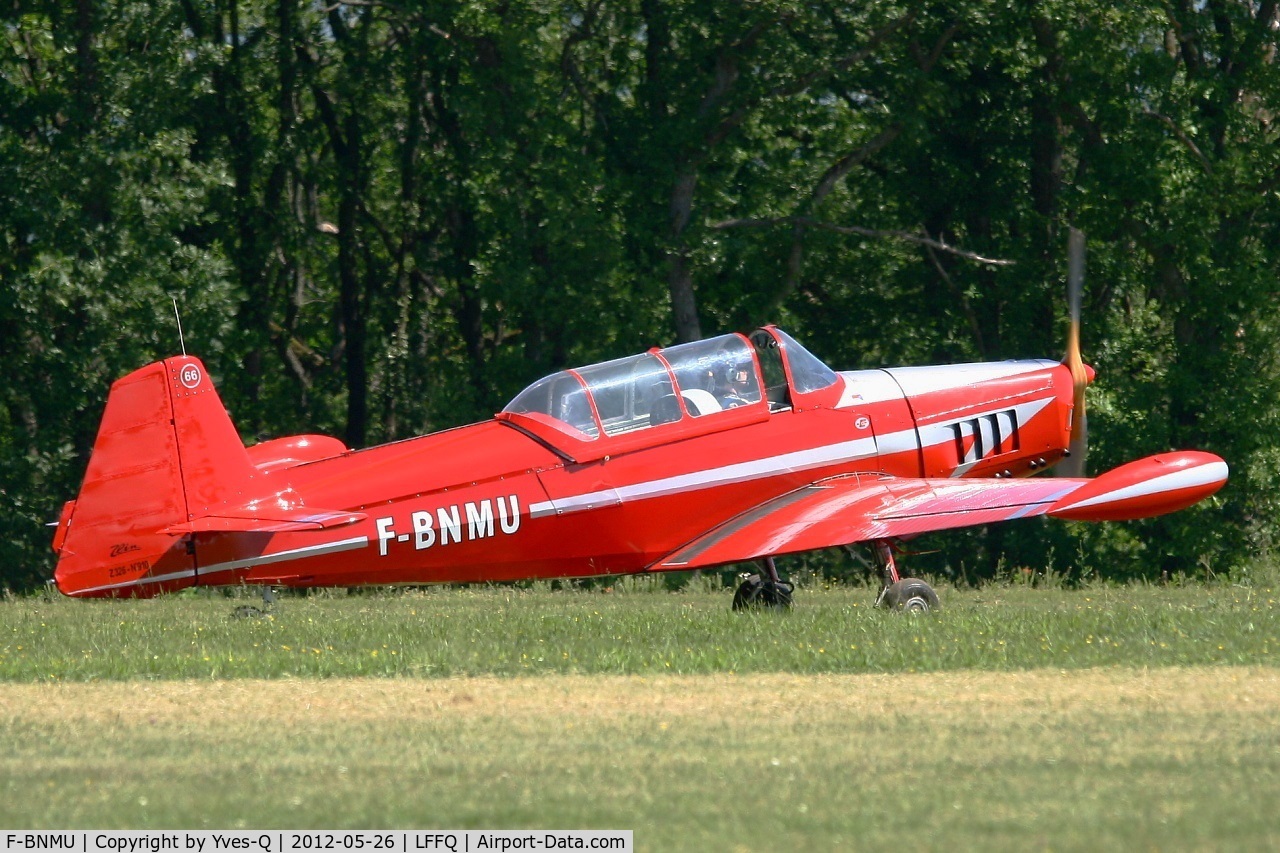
(657, 449), (1227, 570)
(656, 474), (1085, 570)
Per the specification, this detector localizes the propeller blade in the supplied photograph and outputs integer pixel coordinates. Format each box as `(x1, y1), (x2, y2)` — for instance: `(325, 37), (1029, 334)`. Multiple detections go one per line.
(1059, 228), (1089, 478)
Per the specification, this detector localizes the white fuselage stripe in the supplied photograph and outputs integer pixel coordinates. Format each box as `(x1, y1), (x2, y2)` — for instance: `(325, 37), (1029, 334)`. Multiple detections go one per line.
(71, 536), (370, 596)
(198, 536), (370, 576)
(530, 436), (880, 518)
(916, 397), (1053, 454)
(73, 567), (203, 596)
(530, 395), (1058, 518)
(884, 360), (1059, 396)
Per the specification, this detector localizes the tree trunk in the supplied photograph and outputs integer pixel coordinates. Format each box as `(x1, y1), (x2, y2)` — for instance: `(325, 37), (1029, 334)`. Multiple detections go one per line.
(667, 167), (702, 342)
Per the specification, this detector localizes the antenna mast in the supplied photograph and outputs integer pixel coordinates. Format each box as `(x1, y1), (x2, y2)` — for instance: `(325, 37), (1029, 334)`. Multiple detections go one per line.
(172, 298), (187, 356)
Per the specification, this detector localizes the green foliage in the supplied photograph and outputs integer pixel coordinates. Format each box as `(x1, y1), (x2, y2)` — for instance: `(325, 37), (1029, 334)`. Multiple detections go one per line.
(4, 1), (1280, 589)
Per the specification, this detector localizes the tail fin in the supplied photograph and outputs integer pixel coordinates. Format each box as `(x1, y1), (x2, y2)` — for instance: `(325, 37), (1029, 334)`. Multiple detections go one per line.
(53, 356), (254, 597)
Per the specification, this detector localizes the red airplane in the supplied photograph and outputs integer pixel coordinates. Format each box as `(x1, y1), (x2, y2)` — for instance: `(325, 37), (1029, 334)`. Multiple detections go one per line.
(51, 303), (1228, 611)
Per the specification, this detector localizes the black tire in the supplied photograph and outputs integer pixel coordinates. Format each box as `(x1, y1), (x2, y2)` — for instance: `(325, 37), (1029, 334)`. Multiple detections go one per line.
(877, 578), (939, 613)
(732, 574), (794, 611)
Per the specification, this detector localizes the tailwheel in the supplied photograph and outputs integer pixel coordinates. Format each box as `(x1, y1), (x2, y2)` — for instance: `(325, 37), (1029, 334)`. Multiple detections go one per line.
(876, 578), (939, 613)
(231, 585), (277, 620)
(731, 557), (793, 612)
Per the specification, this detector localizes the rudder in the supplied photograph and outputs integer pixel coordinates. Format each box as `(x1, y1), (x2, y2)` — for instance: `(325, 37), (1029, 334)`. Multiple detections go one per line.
(53, 356), (253, 597)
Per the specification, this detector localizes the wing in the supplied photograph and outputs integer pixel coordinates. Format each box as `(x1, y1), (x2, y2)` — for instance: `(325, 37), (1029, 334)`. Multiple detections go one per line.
(655, 474), (1082, 570)
(655, 451), (1227, 570)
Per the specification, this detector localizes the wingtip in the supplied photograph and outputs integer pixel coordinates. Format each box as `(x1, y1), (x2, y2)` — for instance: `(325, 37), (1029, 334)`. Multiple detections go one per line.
(1048, 451), (1227, 522)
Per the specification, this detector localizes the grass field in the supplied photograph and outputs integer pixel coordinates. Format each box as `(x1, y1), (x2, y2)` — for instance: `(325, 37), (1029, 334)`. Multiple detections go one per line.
(2, 576), (1278, 849)
(2, 577), (1277, 679)
(3, 670), (1279, 849)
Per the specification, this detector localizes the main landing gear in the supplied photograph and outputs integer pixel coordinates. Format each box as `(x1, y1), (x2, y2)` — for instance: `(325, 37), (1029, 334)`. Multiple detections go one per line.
(732, 556), (794, 611)
(871, 540), (939, 613)
(729, 543), (939, 613)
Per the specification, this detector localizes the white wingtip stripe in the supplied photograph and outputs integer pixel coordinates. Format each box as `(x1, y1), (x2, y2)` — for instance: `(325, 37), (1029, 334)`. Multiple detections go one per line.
(1056, 461), (1228, 512)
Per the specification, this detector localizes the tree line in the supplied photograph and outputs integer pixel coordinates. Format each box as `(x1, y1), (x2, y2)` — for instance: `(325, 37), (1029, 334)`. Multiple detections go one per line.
(3, 0), (1279, 591)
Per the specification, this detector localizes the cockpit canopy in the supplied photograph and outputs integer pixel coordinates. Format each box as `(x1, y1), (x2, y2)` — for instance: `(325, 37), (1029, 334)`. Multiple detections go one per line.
(500, 327), (839, 452)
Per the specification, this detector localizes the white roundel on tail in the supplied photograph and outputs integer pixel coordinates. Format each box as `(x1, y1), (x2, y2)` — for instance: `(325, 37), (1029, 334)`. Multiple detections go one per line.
(179, 363), (202, 389)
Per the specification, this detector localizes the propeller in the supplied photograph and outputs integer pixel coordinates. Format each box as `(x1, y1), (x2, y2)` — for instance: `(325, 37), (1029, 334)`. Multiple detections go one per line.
(1058, 227), (1089, 478)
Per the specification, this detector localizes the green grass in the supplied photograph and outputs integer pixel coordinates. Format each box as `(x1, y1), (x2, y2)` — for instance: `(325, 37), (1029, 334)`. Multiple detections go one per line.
(2, 670), (1278, 848)
(1, 576), (1277, 680)
(2, 575), (1278, 849)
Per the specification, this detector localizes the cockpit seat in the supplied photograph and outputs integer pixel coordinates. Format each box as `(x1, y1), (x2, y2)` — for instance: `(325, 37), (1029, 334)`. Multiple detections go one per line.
(649, 394), (682, 426)
(681, 389), (721, 417)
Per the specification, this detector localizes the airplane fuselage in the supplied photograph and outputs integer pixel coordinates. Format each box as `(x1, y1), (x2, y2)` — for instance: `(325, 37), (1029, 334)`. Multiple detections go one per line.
(56, 324), (1226, 601)
(183, 360), (1074, 592)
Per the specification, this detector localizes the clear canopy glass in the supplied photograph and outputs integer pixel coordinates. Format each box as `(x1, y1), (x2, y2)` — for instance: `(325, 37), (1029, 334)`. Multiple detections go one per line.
(502, 329), (832, 438)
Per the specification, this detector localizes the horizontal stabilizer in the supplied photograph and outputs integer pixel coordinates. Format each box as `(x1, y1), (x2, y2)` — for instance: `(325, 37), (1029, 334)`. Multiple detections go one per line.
(166, 507), (366, 534)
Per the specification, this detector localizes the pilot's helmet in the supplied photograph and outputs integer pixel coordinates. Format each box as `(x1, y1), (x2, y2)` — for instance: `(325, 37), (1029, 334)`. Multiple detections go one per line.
(719, 361), (750, 390)
(714, 346), (752, 399)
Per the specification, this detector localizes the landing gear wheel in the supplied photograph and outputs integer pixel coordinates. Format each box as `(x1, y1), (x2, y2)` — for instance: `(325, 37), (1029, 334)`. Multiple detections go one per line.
(876, 578), (939, 613)
(732, 574), (794, 611)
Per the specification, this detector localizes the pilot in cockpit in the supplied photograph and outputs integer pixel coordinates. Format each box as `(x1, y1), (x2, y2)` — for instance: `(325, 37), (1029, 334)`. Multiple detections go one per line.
(714, 352), (755, 409)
